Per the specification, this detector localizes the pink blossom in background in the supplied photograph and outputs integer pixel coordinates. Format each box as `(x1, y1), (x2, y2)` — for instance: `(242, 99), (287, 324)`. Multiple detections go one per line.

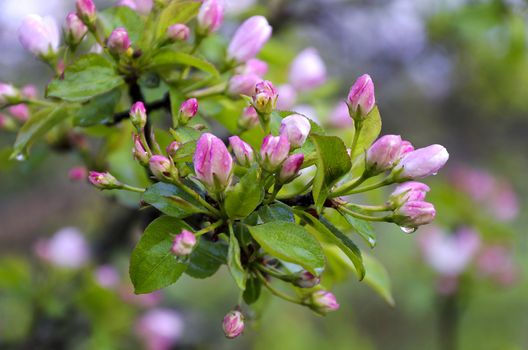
(477, 245), (518, 286)
(68, 166), (87, 181)
(136, 309), (184, 350)
(276, 84), (297, 111)
(7, 104), (29, 121)
(35, 227), (90, 269)
(120, 284), (162, 307)
(95, 265), (121, 289)
(289, 47), (327, 91)
(329, 101), (352, 128)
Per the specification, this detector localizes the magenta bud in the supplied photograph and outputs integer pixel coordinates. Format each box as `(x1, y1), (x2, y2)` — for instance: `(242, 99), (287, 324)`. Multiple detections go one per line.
(311, 290), (340, 314)
(130, 101), (147, 130)
(179, 98), (198, 124)
(21, 85), (38, 99)
(171, 230), (196, 256)
(253, 80), (278, 114)
(68, 166), (87, 181)
(133, 134), (150, 165)
(394, 201), (436, 229)
(197, 0), (224, 34)
(228, 74), (261, 97)
(18, 15), (60, 58)
(229, 136), (254, 167)
(347, 74), (376, 120)
(65, 13), (88, 46)
(276, 84), (297, 111)
(107, 27), (131, 55)
(280, 114), (311, 148)
(88, 171), (122, 189)
(289, 48), (327, 92)
(279, 153), (304, 183)
(260, 134), (290, 172)
(167, 23), (190, 41)
(166, 141), (181, 158)
(227, 16), (272, 63)
(76, 0), (97, 24)
(222, 310), (245, 339)
(329, 101), (352, 128)
(8, 104), (30, 122)
(294, 271), (320, 288)
(366, 135), (405, 174)
(394, 144), (449, 180)
(390, 181), (430, 206)
(193, 133), (233, 192)
(236, 58), (268, 77)
(238, 106), (259, 130)
(149, 155), (173, 180)
(42, 227), (90, 269)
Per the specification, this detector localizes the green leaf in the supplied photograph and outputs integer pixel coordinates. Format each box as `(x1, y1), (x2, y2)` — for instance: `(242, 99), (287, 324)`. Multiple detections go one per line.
(247, 221), (325, 275)
(186, 238), (228, 279)
(258, 203), (295, 223)
(351, 107), (382, 158)
(311, 134), (352, 212)
(362, 254), (395, 306)
(225, 166), (264, 219)
(294, 210), (365, 280)
(73, 88), (121, 127)
(172, 141), (196, 162)
(156, 0), (201, 39)
(243, 276), (262, 305)
(170, 125), (202, 143)
(228, 227), (246, 290)
(150, 50), (220, 77)
(129, 216), (189, 294)
(11, 104), (69, 158)
(47, 54), (125, 102)
(338, 209), (377, 248)
(99, 6), (144, 43)
(142, 182), (207, 218)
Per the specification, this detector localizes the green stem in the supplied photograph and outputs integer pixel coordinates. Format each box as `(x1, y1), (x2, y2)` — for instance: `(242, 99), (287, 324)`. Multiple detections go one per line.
(175, 181), (221, 217)
(339, 205), (392, 222)
(345, 203), (391, 212)
(255, 270), (305, 305)
(255, 264), (295, 282)
(349, 120), (363, 158)
(266, 183), (282, 204)
(330, 172), (367, 198)
(194, 220), (224, 236)
(24, 99), (55, 108)
(121, 184), (146, 193)
(331, 177), (394, 198)
(186, 82), (227, 98)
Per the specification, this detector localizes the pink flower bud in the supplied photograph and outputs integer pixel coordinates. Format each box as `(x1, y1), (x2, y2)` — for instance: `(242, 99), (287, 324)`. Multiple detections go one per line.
(279, 114), (311, 148)
(197, 0), (224, 34)
(390, 181), (430, 205)
(329, 101), (352, 128)
(149, 155), (173, 180)
(222, 310), (245, 339)
(276, 84), (297, 111)
(22, 85), (38, 99)
(394, 144), (449, 180)
(227, 16), (272, 63)
(8, 104), (29, 122)
(179, 98), (198, 124)
(295, 271), (320, 288)
(194, 133), (233, 192)
(366, 135), (404, 174)
(289, 48), (327, 91)
(44, 227), (90, 269)
(393, 200), (436, 229)
(311, 290), (339, 314)
(347, 74), (375, 119)
(133, 134), (149, 165)
(95, 265), (120, 289)
(119, 0), (153, 15)
(253, 80), (278, 114)
(238, 106), (259, 129)
(107, 27), (131, 55)
(76, 0), (97, 24)
(260, 134), (290, 172)
(136, 309), (183, 350)
(477, 245), (518, 286)
(167, 23), (190, 41)
(229, 136), (254, 167)
(117, 0), (138, 10)
(236, 58), (268, 77)
(228, 74), (261, 96)
(0, 83), (19, 107)
(88, 171), (122, 189)
(166, 141), (181, 158)
(68, 166), (87, 181)
(130, 101), (147, 130)
(171, 229), (197, 256)
(65, 13), (88, 46)
(18, 15), (60, 57)
(278, 154), (304, 183)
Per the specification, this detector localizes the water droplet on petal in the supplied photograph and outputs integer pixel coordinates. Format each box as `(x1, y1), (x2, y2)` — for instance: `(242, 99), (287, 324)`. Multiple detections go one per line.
(432, 172), (438, 176)
(400, 226), (416, 234)
(368, 237), (376, 246)
(15, 154), (26, 162)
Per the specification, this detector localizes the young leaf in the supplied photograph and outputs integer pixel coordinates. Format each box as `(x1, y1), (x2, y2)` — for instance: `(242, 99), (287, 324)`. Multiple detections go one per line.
(258, 203), (295, 223)
(243, 276), (262, 305)
(47, 54), (125, 102)
(228, 227), (247, 291)
(225, 166), (264, 219)
(99, 6), (144, 43)
(186, 238), (228, 279)
(150, 50), (220, 77)
(11, 104), (69, 158)
(338, 209), (377, 248)
(247, 221), (325, 275)
(362, 254), (395, 306)
(294, 210), (365, 280)
(129, 216), (189, 294)
(155, 0), (201, 39)
(142, 182), (207, 218)
(351, 107), (382, 158)
(73, 88), (121, 127)
(311, 134), (352, 212)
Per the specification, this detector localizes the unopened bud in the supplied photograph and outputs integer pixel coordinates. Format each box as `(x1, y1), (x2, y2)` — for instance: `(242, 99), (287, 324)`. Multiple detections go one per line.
(278, 154), (304, 184)
(68, 166), (87, 181)
(222, 310), (245, 339)
(133, 134), (150, 165)
(171, 230), (196, 256)
(18, 15), (60, 58)
(149, 155), (173, 180)
(166, 141), (181, 158)
(179, 98), (198, 124)
(260, 134), (290, 172)
(294, 271), (320, 288)
(130, 101), (147, 130)
(76, 0), (97, 24)
(347, 74), (375, 120)
(167, 23), (190, 41)
(227, 16), (272, 63)
(197, 0), (224, 34)
(238, 106), (259, 130)
(107, 27), (131, 55)
(279, 114), (311, 148)
(393, 201), (436, 230)
(253, 80), (278, 115)
(65, 13), (88, 46)
(88, 171), (122, 189)
(229, 136), (254, 167)
(0, 83), (19, 107)
(311, 290), (339, 314)
(393, 145), (449, 180)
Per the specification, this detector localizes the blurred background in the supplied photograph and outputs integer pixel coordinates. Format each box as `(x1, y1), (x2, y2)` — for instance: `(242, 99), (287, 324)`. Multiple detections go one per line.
(1, 0), (527, 349)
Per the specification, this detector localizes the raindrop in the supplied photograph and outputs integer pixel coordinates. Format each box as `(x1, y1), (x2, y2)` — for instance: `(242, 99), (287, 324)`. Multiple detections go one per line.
(368, 237), (376, 246)
(400, 226), (416, 234)
(15, 154), (26, 162)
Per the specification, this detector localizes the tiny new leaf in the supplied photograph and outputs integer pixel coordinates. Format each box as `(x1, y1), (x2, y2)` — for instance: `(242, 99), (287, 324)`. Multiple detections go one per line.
(228, 227), (247, 291)
(142, 182), (207, 218)
(225, 166), (264, 219)
(351, 107), (382, 158)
